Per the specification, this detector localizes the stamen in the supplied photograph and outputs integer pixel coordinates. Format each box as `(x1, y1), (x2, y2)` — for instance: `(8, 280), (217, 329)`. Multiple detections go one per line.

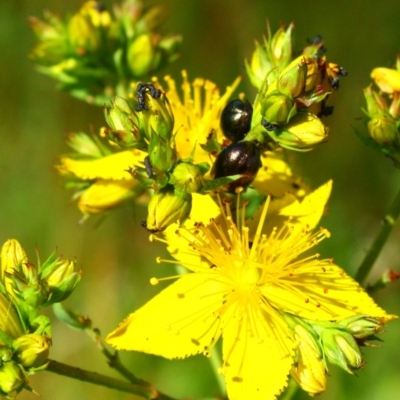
(249, 196), (270, 260)
(150, 275), (182, 285)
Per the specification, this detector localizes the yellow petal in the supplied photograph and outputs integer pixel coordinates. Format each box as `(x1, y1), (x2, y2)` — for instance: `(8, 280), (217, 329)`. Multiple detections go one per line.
(262, 261), (394, 321)
(161, 71), (241, 163)
(371, 67), (400, 93)
(253, 150), (309, 198)
(248, 180), (332, 235)
(57, 149), (146, 180)
(164, 193), (221, 271)
(106, 273), (231, 358)
(78, 179), (141, 214)
(279, 179), (332, 229)
(222, 306), (294, 400)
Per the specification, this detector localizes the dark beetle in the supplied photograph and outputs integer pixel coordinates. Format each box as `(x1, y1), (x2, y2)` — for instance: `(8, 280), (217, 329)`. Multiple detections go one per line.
(220, 99), (253, 143)
(211, 141), (261, 193)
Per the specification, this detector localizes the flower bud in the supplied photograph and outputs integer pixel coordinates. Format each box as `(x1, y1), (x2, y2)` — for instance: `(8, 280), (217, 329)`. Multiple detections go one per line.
(261, 90), (296, 128)
(367, 115), (398, 144)
(290, 324), (327, 397)
(363, 86), (388, 116)
(78, 179), (143, 215)
(320, 329), (363, 374)
(68, 2), (111, 52)
(41, 258), (81, 305)
(12, 334), (51, 368)
(337, 315), (385, 339)
(265, 113), (327, 151)
(127, 34), (156, 77)
(169, 163), (203, 193)
(278, 56), (308, 97)
(148, 127), (176, 175)
(104, 97), (146, 148)
(0, 361), (27, 395)
(270, 23), (293, 63)
(143, 187), (192, 233)
(0, 292), (24, 341)
(136, 87), (175, 141)
(371, 67), (400, 94)
(1, 239), (27, 284)
(245, 23), (293, 89)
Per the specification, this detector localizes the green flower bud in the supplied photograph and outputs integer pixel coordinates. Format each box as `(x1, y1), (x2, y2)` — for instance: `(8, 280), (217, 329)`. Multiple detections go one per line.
(138, 89), (175, 141)
(28, 12), (67, 65)
(0, 292), (24, 342)
(337, 315), (385, 339)
(278, 56), (308, 97)
(169, 162), (203, 193)
(104, 97), (146, 148)
(245, 23), (293, 89)
(13, 334), (51, 368)
(320, 329), (363, 374)
(0, 361), (26, 395)
(270, 23), (293, 63)
(144, 187), (192, 233)
(148, 126), (176, 175)
(261, 90), (296, 127)
(127, 34), (156, 77)
(44, 260), (81, 305)
(68, 1), (111, 52)
(368, 115), (398, 144)
(266, 113), (327, 151)
(363, 86), (388, 116)
(40, 255), (81, 306)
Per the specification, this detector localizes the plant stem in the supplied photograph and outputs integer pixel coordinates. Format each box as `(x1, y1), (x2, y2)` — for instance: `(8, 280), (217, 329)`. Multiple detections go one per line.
(209, 347), (226, 398)
(355, 186), (400, 285)
(279, 378), (298, 400)
(46, 359), (176, 400)
(85, 327), (145, 385)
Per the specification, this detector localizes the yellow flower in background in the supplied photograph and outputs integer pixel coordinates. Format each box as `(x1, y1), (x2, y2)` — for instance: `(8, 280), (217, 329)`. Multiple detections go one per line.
(57, 148), (146, 216)
(106, 190), (393, 400)
(371, 67), (400, 94)
(152, 70), (242, 162)
(253, 150), (310, 198)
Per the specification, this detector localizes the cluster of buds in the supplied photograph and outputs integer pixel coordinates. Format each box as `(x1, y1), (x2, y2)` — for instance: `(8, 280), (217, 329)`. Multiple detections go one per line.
(285, 313), (386, 396)
(245, 26), (347, 151)
(359, 57), (400, 166)
(105, 84), (214, 232)
(0, 239), (80, 396)
(29, 0), (181, 104)
(56, 23), (348, 231)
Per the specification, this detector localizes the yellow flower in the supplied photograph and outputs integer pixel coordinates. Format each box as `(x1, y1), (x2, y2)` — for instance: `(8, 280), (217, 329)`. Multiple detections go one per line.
(57, 148), (146, 215)
(106, 191), (393, 400)
(371, 67), (400, 94)
(152, 70), (242, 163)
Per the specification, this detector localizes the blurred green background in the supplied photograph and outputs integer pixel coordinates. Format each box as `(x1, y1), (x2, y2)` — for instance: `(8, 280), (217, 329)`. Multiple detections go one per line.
(1, 0), (400, 399)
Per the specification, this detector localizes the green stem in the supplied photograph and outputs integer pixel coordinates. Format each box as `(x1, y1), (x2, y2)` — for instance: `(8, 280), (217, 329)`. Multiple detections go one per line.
(209, 347), (226, 398)
(85, 327), (145, 385)
(355, 186), (400, 285)
(46, 360), (176, 400)
(279, 378), (298, 400)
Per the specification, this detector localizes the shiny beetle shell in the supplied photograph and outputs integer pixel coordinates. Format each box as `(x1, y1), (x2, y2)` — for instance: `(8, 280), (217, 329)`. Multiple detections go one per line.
(211, 141), (261, 192)
(220, 99), (253, 142)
